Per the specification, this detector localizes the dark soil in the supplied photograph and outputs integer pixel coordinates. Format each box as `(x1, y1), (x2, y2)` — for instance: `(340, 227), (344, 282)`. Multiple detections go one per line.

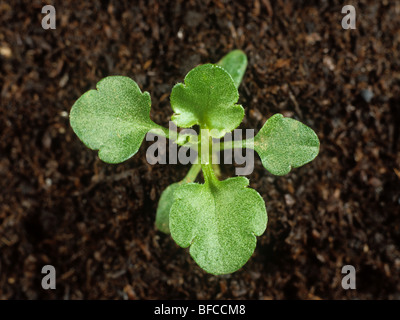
(1, 0), (399, 299)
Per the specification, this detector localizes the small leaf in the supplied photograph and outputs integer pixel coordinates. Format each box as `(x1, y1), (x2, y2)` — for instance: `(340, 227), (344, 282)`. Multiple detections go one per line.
(217, 50), (248, 88)
(253, 113), (320, 176)
(169, 176), (267, 275)
(70, 76), (158, 163)
(155, 181), (183, 234)
(156, 164), (201, 234)
(170, 64), (244, 138)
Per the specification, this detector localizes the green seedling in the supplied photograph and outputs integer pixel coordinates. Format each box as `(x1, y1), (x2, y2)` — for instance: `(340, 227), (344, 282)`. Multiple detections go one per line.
(69, 50), (320, 275)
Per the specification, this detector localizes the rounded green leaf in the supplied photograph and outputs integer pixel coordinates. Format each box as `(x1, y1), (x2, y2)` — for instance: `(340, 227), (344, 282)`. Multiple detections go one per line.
(169, 177), (267, 275)
(70, 76), (157, 163)
(217, 50), (248, 88)
(155, 181), (183, 234)
(170, 64), (244, 138)
(254, 113), (320, 176)
(156, 164), (201, 234)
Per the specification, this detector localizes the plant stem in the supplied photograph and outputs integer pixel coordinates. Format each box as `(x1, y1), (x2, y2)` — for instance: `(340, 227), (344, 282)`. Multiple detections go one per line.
(202, 162), (219, 185)
(183, 163), (201, 183)
(199, 126), (219, 185)
(149, 123), (171, 139)
(149, 123), (197, 147)
(218, 138), (254, 150)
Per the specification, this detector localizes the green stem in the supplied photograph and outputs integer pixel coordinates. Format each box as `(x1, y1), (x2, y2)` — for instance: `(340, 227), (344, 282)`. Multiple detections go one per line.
(149, 123), (197, 148)
(182, 163), (201, 183)
(218, 138), (254, 151)
(199, 126), (219, 185)
(202, 162), (218, 185)
(149, 123), (171, 139)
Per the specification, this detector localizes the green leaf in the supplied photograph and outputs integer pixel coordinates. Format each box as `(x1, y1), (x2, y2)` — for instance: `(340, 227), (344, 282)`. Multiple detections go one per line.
(253, 113), (320, 176)
(169, 176), (267, 275)
(170, 64), (244, 138)
(156, 164), (201, 234)
(155, 181), (182, 234)
(217, 50), (248, 88)
(70, 76), (158, 163)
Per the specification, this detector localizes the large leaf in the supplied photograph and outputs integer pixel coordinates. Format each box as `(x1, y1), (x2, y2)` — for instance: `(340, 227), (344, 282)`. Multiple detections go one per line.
(155, 181), (183, 234)
(169, 176), (267, 275)
(253, 113), (320, 176)
(217, 50), (248, 88)
(156, 164), (201, 234)
(70, 76), (157, 163)
(170, 64), (244, 138)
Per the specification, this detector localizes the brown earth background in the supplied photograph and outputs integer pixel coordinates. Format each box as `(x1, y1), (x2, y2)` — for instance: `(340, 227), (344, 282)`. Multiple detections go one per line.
(1, 0), (400, 299)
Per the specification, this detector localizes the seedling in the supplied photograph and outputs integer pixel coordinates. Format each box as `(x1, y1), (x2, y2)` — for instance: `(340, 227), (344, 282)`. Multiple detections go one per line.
(69, 50), (320, 275)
